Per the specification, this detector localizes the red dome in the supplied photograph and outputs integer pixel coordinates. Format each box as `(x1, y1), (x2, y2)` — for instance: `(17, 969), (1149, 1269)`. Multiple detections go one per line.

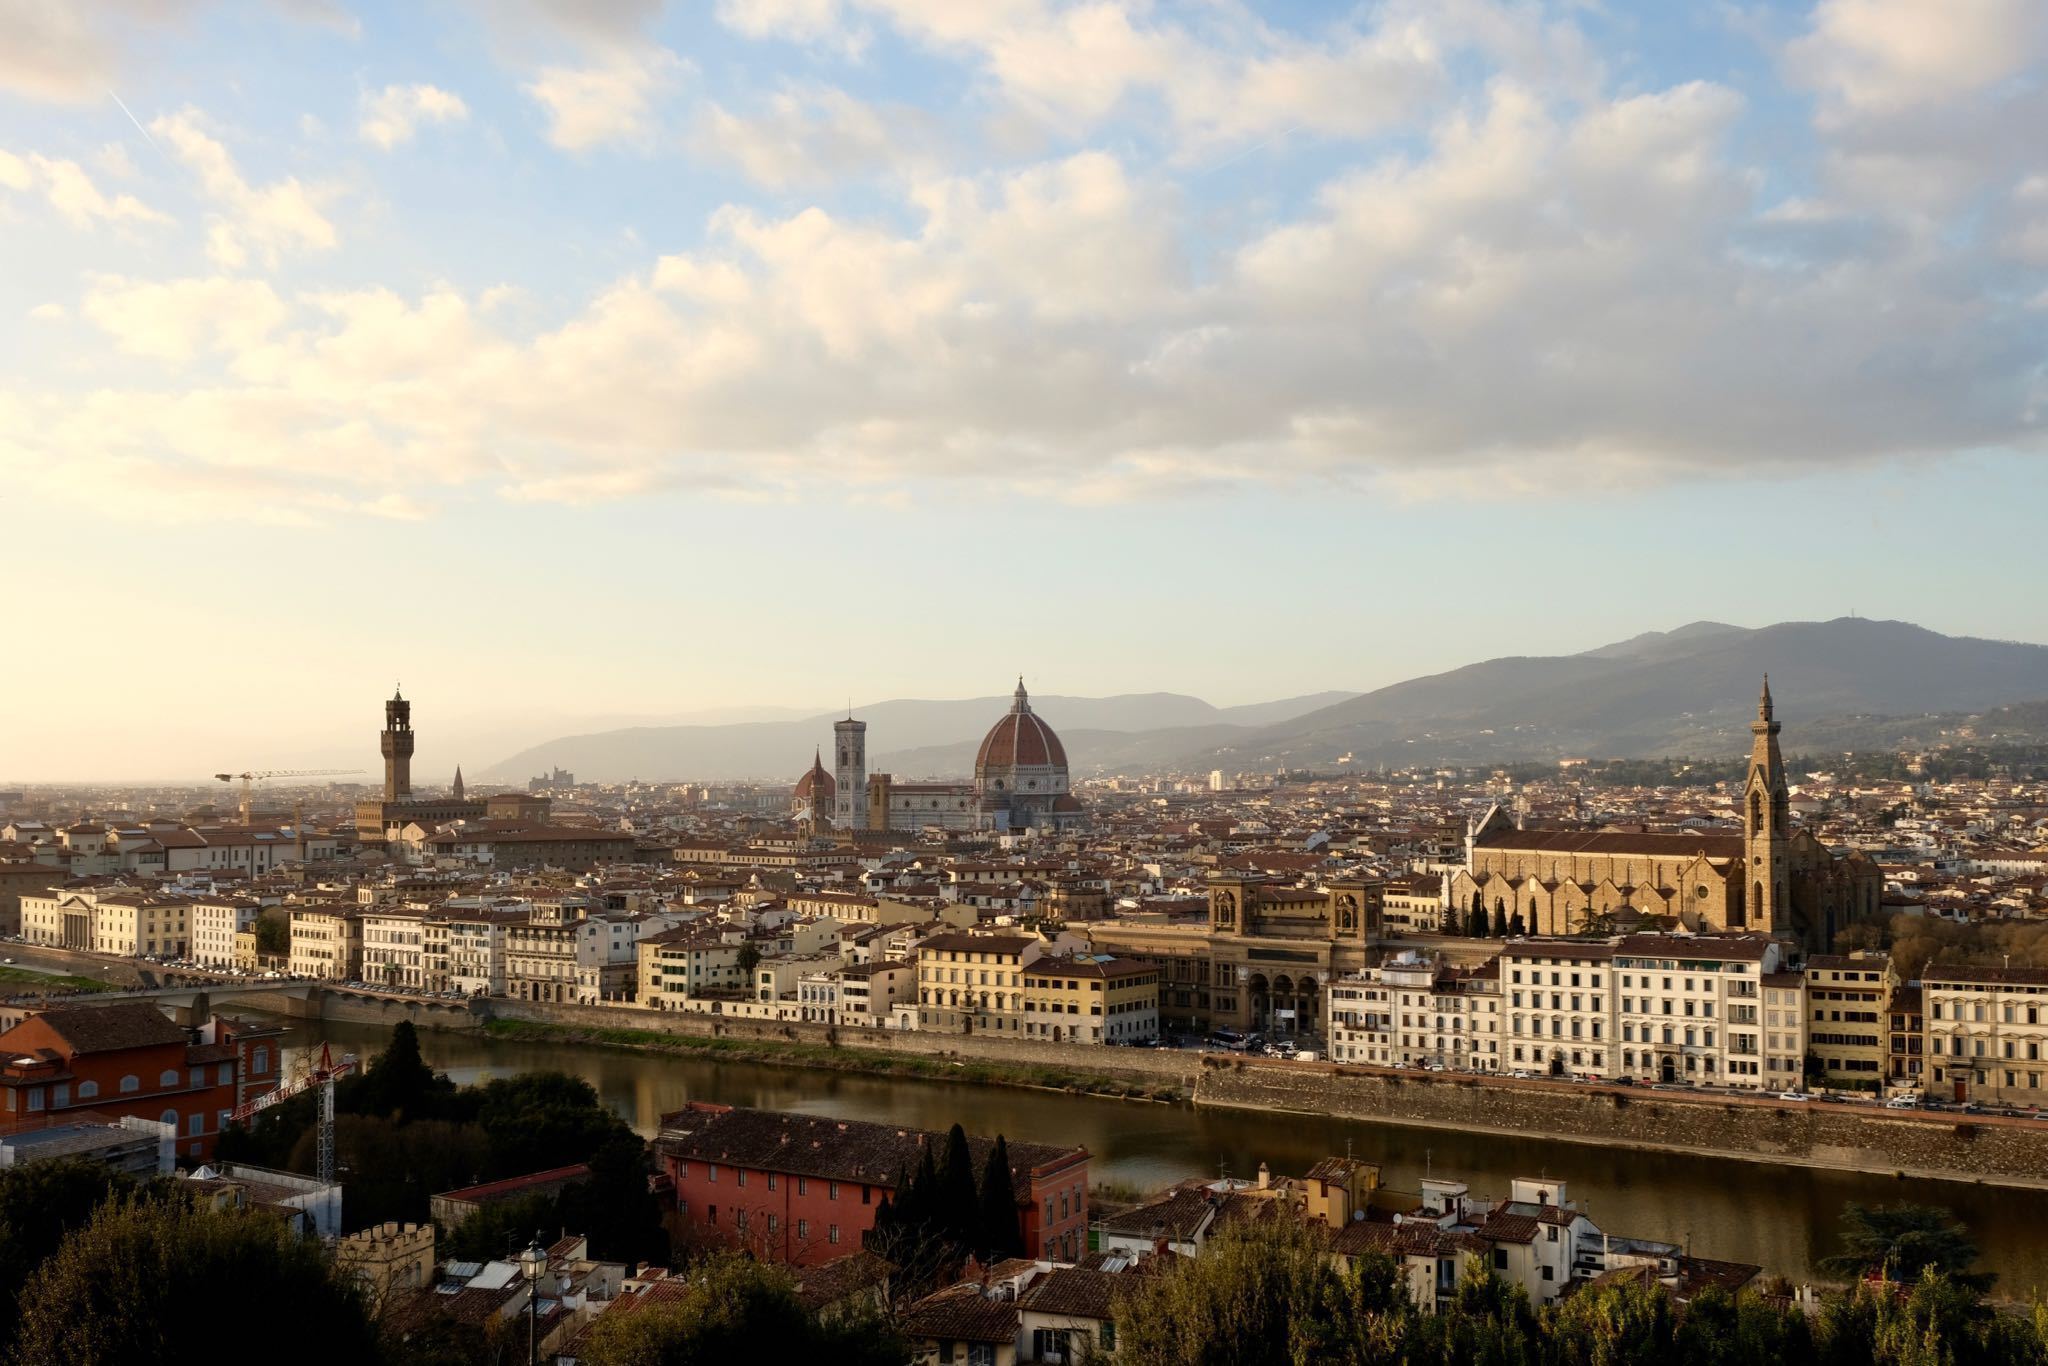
(975, 680), (1068, 771)
(794, 751), (836, 800)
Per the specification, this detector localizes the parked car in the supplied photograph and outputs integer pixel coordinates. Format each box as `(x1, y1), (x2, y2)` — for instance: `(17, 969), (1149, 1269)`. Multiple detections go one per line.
(1778, 1091), (1811, 1102)
(1293, 1049), (1320, 1063)
(1883, 1095), (1918, 1109)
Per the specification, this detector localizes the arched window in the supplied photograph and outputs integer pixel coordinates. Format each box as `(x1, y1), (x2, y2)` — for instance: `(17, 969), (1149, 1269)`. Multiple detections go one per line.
(119, 1075), (140, 1094)
(159, 1069), (179, 1088)
(161, 1110), (178, 1129)
(78, 1081), (98, 1100)
(1750, 790), (1762, 835)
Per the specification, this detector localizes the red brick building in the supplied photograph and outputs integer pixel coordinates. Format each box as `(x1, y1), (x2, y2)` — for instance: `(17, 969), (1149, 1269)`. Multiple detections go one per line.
(0, 1003), (281, 1162)
(654, 1103), (1091, 1266)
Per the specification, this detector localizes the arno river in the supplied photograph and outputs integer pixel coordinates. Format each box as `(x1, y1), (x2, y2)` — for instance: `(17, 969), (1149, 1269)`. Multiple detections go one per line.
(286, 1019), (2048, 1290)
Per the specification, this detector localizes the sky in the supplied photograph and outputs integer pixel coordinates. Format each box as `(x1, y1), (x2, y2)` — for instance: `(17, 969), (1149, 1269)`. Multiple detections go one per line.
(2, 0), (2046, 781)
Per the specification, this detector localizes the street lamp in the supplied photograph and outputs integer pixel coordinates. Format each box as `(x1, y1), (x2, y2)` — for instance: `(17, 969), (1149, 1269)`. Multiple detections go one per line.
(520, 1233), (547, 1366)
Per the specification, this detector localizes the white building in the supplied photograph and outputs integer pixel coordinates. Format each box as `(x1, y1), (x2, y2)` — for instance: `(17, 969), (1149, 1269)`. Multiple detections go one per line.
(1501, 940), (1616, 1078)
(1328, 953), (1501, 1071)
(189, 897), (260, 970)
(1611, 934), (1783, 1089)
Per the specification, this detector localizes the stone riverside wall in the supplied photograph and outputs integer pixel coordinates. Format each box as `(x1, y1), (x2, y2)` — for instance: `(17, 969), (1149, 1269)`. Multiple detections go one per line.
(319, 990), (486, 1031)
(1196, 1060), (2048, 1190)
(481, 998), (1198, 1085)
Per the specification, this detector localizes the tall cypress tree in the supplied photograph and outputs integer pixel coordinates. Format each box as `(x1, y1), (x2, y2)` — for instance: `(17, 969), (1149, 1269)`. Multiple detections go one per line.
(940, 1125), (978, 1245)
(975, 1136), (1024, 1260)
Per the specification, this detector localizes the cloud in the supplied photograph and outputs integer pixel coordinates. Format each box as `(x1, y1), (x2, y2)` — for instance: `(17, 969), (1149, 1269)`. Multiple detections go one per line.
(0, 0), (359, 103)
(359, 83), (471, 149)
(148, 108), (338, 266)
(0, 148), (171, 228)
(1787, 0), (2045, 115)
(80, 275), (289, 362)
(524, 46), (687, 150)
(695, 85), (941, 187)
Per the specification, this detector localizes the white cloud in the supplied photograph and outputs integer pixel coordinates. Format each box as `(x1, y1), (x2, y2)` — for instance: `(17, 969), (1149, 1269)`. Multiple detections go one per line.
(0, 1), (360, 103)
(80, 275), (289, 363)
(1788, 0), (2045, 115)
(148, 108), (338, 266)
(0, 148), (170, 228)
(696, 85), (940, 187)
(524, 47), (686, 150)
(359, 83), (471, 149)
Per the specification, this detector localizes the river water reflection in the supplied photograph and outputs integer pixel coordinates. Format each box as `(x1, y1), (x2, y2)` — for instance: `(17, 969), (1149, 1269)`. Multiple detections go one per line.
(284, 1019), (2048, 1289)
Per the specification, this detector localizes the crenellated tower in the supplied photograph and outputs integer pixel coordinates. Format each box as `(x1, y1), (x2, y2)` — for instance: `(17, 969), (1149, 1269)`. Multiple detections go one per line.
(381, 688), (415, 801)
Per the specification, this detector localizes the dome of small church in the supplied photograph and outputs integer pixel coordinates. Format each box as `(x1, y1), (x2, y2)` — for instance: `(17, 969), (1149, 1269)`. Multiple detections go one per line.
(975, 679), (1068, 771)
(794, 750), (836, 801)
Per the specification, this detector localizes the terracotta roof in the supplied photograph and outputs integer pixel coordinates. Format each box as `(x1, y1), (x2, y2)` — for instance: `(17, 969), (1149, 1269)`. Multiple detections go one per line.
(1475, 828), (1743, 860)
(974, 682), (1068, 772)
(1017, 1266), (1120, 1320)
(902, 1281), (1020, 1344)
(14, 1002), (188, 1054)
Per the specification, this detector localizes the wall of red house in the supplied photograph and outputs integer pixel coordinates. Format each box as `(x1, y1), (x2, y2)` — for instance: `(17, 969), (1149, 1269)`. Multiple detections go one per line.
(0, 1022), (241, 1161)
(1022, 1156), (1091, 1262)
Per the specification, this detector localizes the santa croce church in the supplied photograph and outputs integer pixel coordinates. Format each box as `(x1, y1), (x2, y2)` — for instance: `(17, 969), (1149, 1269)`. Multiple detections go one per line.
(1447, 679), (1881, 952)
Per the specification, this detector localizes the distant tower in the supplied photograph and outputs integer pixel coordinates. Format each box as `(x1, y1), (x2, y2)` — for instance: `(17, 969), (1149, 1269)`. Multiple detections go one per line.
(452, 766), (465, 801)
(833, 712), (868, 831)
(1742, 675), (1789, 931)
(381, 687), (415, 801)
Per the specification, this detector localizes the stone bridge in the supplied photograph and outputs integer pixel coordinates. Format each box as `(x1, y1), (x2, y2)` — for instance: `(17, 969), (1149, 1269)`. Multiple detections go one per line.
(86, 980), (486, 1028)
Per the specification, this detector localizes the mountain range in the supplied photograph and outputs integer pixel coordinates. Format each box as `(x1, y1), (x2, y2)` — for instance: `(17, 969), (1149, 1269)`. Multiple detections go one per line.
(480, 619), (2048, 784)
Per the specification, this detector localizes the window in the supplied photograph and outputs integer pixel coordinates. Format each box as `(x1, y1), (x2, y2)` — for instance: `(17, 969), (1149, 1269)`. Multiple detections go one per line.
(160, 1069), (180, 1088)
(79, 1080), (98, 1100)
(120, 1075), (140, 1094)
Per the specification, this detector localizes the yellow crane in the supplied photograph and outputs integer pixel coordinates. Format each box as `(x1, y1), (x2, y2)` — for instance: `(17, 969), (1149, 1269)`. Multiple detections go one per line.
(213, 769), (364, 822)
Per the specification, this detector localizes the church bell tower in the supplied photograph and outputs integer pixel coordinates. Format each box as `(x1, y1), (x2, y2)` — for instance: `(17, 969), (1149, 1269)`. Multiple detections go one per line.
(1742, 676), (1789, 931)
(382, 687), (415, 801)
(833, 713), (867, 831)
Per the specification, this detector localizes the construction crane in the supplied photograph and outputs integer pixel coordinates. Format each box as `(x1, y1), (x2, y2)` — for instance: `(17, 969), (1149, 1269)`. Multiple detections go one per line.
(230, 1041), (356, 1184)
(213, 768), (363, 821)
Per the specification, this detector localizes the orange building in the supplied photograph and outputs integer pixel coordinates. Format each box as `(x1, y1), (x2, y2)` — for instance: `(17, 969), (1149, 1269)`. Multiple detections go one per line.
(0, 1002), (281, 1162)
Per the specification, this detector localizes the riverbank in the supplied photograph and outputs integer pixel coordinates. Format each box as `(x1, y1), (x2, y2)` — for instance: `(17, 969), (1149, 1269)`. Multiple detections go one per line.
(1196, 1059), (2048, 1192)
(481, 1016), (1185, 1102)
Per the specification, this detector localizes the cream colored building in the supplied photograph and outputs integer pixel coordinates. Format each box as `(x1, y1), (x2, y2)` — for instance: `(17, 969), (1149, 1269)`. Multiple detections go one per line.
(1925, 964), (2048, 1106)
(190, 897), (259, 970)
(21, 887), (192, 958)
(916, 931), (1037, 1034)
(361, 909), (434, 990)
(637, 924), (749, 1009)
(1611, 934), (1782, 1089)
(1501, 940), (1616, 1077)
(1762, 970), (1808, 1087)
(1021, 955), (1159, 1044)
(1805, 952), (1892, 1090)
(289, 907), (363, 980)
(1328, 953), (1500, 1070)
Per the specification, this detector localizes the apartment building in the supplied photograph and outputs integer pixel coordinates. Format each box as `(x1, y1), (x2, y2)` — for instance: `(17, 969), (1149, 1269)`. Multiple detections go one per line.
(189, 897), (260, 970)
(446, 912), (517, 997)
(1326, 953), (1500, 1071)
(1020, 955), (1160, 1044)
(1924, 963), (2048, 1105)
(637, 924), (749, 1009)
(1762, 970), (1808, 1086)
(915, 932), (1037, 1034)
(21, 887), (192, 958)
(289, 907), (363, 981)
(1805, 952), (1893, 1089)
(1501, 940), (1615, 1077)
(1888, 985), (1927, 1092)
(505, 916), (579, 1003)
(361, 909), (435, 989)
(1612, 934), (1783, 1089)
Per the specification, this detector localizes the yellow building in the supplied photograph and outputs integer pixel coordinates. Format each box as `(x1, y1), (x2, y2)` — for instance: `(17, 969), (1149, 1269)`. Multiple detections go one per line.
(1021, 955), (1159, 1044)
(915, 931), (1033, 1034)
(288, 907), (363, 981)
(1805, 952), (1892, 1090)
(1924, 964), (2048, 1106)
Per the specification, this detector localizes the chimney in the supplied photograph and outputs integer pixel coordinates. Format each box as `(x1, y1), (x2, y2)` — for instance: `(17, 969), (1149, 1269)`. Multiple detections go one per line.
(1256, 1162), (1270, 1191)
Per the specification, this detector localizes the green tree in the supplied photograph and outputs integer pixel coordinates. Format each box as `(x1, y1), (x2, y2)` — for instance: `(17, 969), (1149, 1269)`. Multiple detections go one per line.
(1471, 901), (1490, 938)
(561, 1133), (669, 1267)
(255, 911), (290, 956)
(575, 1254), (902, 1366)
(0, 1159), (143, 1358)
(350, 1020), (452, 1122)
(974, 1135), (1024, 1261)
(15, 1198), (378, 1366)
(1542, 1276), (1672, 1365)
(1816, 1203), (1993, 1293)
(469, 1071), (635, 1179)
(938, 1124), (979, 1235)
